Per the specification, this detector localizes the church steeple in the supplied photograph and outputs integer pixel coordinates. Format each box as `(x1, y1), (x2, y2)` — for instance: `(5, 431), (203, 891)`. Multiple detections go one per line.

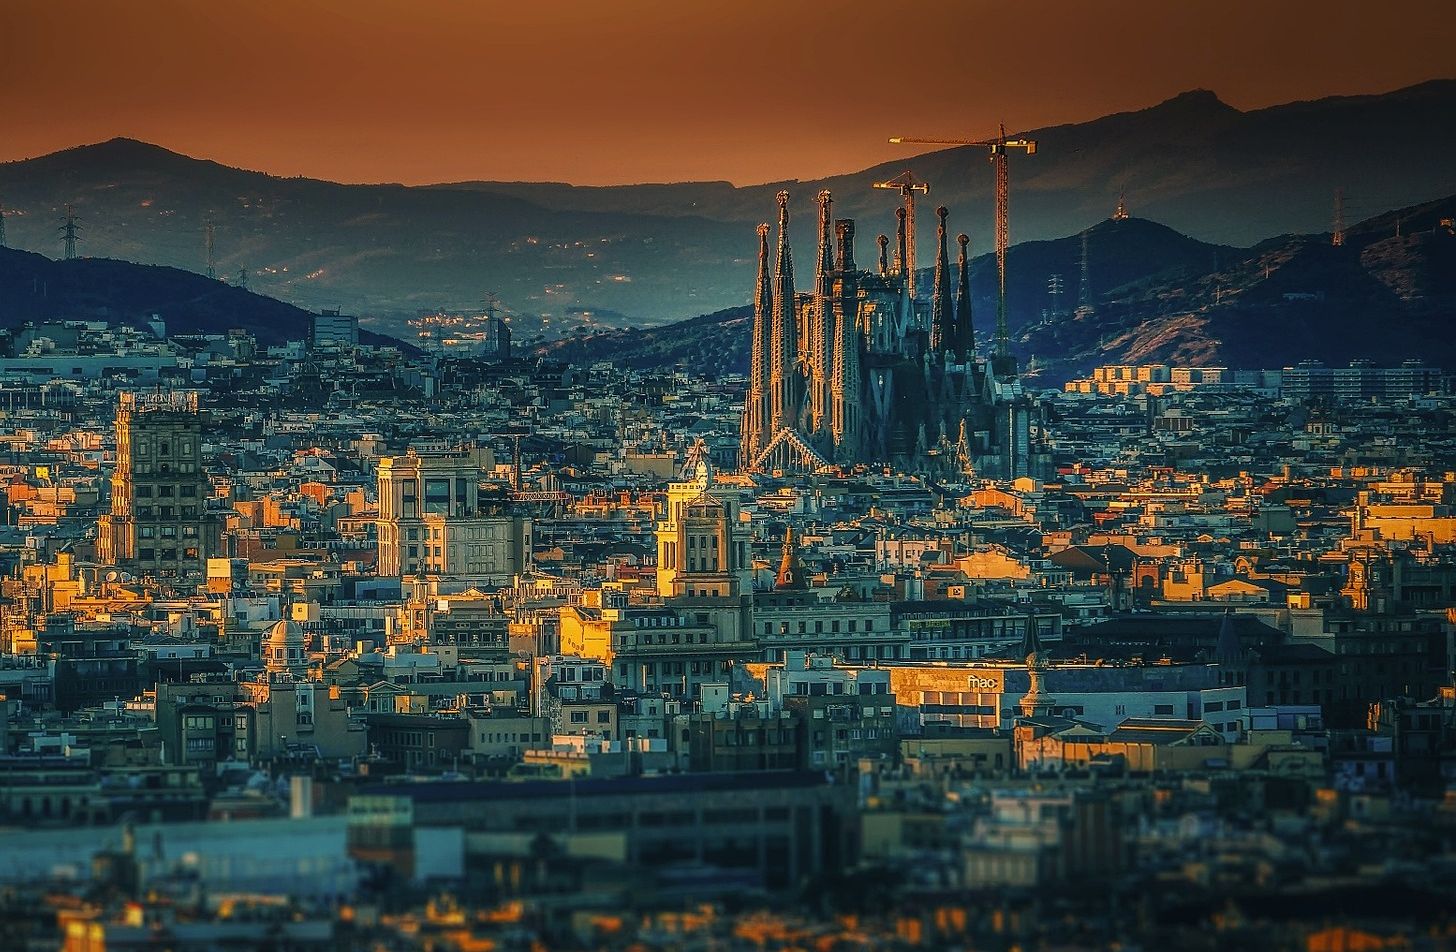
(1018, 617), (1055, 718)
(931, 206), (953, 353)
(741, 222), (774, 466)
(775, 526), (808, 591)
(769, 190), (798, 435)
(815, 190), (834, 292)
(955, 233), (974, 359)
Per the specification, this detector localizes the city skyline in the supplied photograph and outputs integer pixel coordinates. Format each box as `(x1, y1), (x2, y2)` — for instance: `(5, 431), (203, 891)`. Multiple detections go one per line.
(2, 5), (1455, 948)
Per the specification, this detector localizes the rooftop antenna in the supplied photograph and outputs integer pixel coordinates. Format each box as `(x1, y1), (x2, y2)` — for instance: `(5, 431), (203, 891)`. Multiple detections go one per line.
(59, 205), (82, 260)
(204, 218), (217, 279)
(1332, 188), (1345, 247)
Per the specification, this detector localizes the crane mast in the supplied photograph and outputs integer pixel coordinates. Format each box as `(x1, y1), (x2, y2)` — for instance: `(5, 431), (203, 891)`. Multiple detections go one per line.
(891, 126), (1037, 364)
(872, 171), (930, 303)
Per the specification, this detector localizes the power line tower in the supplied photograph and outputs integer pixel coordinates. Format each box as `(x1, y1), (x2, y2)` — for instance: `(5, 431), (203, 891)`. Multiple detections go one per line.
(1046, 274), (1064, 319)
(204, 219), (217, 279)
(1332, 188), (1345, 247)
(235, 267), (248, 289)
(871, 171), (930, 302)
(59, 205), (82, 260)
(481, 290), (501, 321)
(890, 124), (1038, 363)
(1075, 229), (1094, 317)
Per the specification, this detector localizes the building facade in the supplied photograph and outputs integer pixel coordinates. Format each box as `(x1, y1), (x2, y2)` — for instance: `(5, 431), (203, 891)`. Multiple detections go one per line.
(739, 190), (1039, 478)
(376, 447), (530, 578)
(97, 392), (218, 574)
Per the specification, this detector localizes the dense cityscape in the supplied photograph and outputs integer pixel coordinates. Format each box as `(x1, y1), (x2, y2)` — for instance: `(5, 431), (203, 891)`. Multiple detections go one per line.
(0, 212), (1453, 946)
(4, 3), (1456, 949)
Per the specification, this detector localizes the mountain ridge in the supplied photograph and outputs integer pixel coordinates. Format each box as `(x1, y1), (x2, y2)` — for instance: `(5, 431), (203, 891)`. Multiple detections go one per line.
(1, 81), (1453, 327)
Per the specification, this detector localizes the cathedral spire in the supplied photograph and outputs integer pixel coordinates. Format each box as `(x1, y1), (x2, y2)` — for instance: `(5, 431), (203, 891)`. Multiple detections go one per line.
(741, 222), (774, 466)
(769, 190), (798, 435)
(876, 234), (889, 276)
(931, 207), (953, 353)
(775, 526), (808, 590)
(815, 190), (834, 291)
(808, 191), (834, 436)
(955, 232), (974, 359)
(834, 220), (855, 272)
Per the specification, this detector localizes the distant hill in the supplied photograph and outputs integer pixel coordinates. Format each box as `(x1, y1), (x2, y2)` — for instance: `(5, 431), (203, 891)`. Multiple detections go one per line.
(1024, 195), (1456, 379)
(1, 81), (1453, 327)
(0, 246), (405, 348)
(534, 199), (1456, 383)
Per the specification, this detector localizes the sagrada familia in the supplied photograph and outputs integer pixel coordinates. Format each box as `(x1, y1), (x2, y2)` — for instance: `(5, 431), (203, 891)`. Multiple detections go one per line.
(739, 189), (1039, 478)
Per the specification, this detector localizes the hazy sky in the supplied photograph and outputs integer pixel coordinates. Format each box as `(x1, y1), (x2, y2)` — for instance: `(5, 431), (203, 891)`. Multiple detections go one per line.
(4, 0), (1453, 185)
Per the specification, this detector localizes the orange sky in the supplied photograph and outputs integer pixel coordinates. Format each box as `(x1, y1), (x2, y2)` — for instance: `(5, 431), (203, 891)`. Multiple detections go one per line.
(4, 0), (1453, 186)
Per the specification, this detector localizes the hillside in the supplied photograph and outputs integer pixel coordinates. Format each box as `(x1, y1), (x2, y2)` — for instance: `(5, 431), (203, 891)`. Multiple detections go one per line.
(0, 246), (405, 348)
(535, 200), (1456, 383)
(1019, 194), (1456, 379)
(1, 81), (1453, 328)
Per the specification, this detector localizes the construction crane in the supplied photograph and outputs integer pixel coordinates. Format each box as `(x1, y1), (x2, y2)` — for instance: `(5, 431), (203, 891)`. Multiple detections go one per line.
(890, 125), (1037, 360)
(871, 171), (930, 302)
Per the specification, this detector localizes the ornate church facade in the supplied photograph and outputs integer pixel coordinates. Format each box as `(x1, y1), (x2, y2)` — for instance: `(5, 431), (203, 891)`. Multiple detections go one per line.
(739, 189), (1039, 479)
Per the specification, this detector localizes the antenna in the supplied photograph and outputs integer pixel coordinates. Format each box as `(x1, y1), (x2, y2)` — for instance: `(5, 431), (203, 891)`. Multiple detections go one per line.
(1046, 274), (1064, 318)
(204, 218), (217, 279)
(1332, 187), (1345, 247)
(236, 266), (248, 289)
(59, 205), (82, 260)
(1076, 229), (1092, 315)
(1113, 190), (1129, 221)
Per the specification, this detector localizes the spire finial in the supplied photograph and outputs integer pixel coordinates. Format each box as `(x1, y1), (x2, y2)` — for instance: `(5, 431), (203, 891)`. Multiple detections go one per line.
(816, 190), (834, 285)
(955, 232), (974, 359)
(931, 207), (953, 353)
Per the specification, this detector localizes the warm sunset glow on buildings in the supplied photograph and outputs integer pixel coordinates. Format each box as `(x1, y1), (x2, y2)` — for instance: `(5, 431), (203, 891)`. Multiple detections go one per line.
(1, 2), (1454, 948)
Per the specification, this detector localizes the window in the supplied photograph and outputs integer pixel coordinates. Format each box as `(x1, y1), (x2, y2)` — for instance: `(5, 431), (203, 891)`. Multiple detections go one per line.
(596, 711), (611, 724)
(1153, 704), (1175, 716)
(570, 711), (588, 724)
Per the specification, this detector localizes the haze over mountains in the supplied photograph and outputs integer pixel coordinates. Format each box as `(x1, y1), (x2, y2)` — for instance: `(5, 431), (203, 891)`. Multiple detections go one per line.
(1, 81), (1454, 332)
(535, 195), (1456, 384)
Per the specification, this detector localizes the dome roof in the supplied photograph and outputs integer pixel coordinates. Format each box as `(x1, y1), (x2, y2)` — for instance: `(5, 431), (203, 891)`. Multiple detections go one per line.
(263, 618), (307, 673)
(265, 618), (305, 650)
